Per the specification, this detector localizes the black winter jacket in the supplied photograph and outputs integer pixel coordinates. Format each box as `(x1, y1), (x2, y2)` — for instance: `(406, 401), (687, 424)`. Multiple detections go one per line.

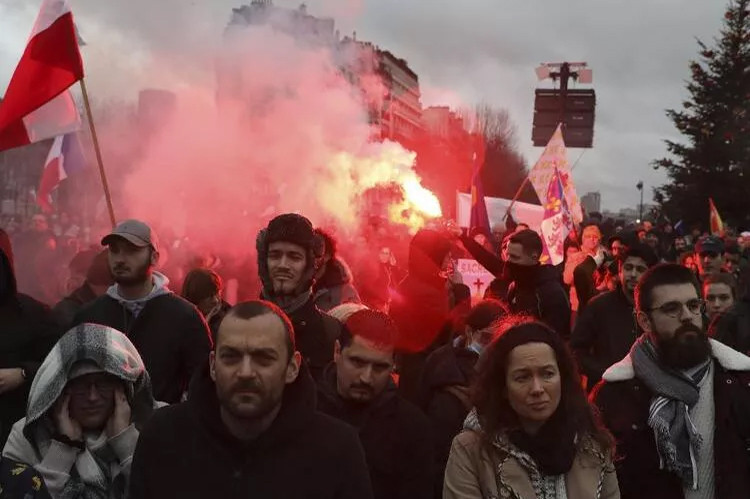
(711, 299), (750, 356)
(570, 287), (640, 390)
(592, 345), (750, 499)
(507, 264), (571, 339)
(316, 366), (433, 499)
(419, 344), (478, 498)
(72, 292), (212, 403)
(52, 282), (98, 330)
(130, 363), (374, 499)
(0, 232), (59, 447)
(286, 298), (341, 381)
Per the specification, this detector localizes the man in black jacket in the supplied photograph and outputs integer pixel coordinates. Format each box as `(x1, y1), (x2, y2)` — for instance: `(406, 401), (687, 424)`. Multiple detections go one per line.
(257, 214), (341, 380)
(73, 219), (212, 403)
(130, 301), (373, 499)
(593, 264), (750, 499)
(316, 308), (433, 499)
(571, 243), (658, 390)
(0, 230), (59, 447)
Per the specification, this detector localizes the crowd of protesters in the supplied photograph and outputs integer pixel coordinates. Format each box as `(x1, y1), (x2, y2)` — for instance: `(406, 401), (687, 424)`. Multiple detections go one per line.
(0, 207), (749, 499)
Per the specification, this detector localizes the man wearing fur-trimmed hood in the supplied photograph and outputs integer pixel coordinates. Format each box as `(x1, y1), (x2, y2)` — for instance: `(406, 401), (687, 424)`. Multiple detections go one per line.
(2, 323), (159, 499)
(256, 214), (341, 380)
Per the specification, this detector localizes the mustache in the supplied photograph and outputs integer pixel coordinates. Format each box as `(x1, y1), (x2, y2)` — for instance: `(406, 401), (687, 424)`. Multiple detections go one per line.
(674, 323), (704, 338)
(231, 380), (262, 393)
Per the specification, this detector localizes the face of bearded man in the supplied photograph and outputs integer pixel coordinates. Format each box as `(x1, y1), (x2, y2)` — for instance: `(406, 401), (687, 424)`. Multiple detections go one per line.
(636, 282), (711, 369)
(108, 239), (153, 287)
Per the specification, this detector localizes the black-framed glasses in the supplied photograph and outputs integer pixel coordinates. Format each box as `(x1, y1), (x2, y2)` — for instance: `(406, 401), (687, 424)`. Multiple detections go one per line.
(648, 299), (705, 318)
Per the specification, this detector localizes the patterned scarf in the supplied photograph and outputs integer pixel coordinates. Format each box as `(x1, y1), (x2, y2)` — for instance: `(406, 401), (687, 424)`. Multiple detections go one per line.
(631, 336), (711, 490)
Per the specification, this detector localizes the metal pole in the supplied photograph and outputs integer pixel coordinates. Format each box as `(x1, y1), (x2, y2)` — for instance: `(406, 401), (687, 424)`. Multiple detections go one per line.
(79, 78), (116, 228)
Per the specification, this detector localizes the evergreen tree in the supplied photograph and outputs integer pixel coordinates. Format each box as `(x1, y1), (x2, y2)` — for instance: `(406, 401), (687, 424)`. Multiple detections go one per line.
(654, 0), (750, 228)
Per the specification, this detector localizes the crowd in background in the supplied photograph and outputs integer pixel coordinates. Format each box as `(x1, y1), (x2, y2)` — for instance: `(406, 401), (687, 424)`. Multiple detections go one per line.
(0, 208), (749, 499)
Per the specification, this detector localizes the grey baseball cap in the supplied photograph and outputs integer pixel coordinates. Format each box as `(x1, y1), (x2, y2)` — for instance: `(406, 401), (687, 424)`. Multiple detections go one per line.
(101, 219), (159, 251)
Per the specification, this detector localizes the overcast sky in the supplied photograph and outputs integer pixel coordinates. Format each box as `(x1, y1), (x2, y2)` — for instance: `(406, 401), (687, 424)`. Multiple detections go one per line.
(0, 0), (728, 211)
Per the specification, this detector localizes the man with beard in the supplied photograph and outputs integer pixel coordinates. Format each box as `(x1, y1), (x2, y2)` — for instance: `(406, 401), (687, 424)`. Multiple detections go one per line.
(73, 220), (212, 403)
(593, 264), (750, 499)
(571, 243), (658, 390)
(316, 307), (433, 499)
(129, 301), (373, 498)
(256, 214), (341, 381)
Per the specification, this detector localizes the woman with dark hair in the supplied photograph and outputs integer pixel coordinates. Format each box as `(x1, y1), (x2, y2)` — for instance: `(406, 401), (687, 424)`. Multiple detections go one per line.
(181, 268), (230, 339)
(444, 319), (619, 499)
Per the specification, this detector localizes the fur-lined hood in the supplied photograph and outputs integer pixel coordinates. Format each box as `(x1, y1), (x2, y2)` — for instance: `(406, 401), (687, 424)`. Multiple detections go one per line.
(602, 338), (750, 382)
(314, 257), (354, 290)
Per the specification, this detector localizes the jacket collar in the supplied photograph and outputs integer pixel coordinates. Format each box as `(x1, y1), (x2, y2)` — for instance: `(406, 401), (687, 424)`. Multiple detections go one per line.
(602, 338), (750, 382)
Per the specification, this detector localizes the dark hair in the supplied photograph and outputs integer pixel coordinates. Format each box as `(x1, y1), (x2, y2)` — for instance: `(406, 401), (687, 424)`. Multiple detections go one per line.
(338, 309), (398, 351)
(181, 268), (222, 305)
(465, 299), (508, 331)
(509, 229), (543, 259)
(220, 301), (295, 359)
(635, 263), (700, 313)
(471, 317), (614, 456)
(703, 273), (738, 300)
(620, 243), (659, 268)
(314, 228), (337, 258)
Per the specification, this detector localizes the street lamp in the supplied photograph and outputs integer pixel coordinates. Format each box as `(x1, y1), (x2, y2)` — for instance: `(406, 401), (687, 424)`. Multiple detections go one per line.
(636, 181), (644, 222)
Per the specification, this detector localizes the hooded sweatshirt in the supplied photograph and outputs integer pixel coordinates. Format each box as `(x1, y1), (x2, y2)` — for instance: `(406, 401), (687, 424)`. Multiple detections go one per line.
(2, 324), (159, 499)
(105, 271), (171, 319)
(129, 362), (374, 499)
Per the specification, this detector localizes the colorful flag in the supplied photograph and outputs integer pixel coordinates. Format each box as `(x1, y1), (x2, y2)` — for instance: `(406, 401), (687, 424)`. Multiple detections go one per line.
(469, 152), (491, 237)
(540, 168), (573, 266)
(0, 0), (84, 152)
(528, 124), (583, 224)
(709, 198), (724, 236)
(37, 133), (87, 212)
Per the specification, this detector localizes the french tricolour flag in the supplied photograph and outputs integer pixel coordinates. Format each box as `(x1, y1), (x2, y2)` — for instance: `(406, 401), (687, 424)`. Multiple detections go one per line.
(0, 0), (84, 152)
(37, 133), (87, 212)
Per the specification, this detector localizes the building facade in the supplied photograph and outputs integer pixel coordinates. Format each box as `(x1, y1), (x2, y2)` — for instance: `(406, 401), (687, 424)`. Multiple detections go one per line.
(581, 191), (601, 215)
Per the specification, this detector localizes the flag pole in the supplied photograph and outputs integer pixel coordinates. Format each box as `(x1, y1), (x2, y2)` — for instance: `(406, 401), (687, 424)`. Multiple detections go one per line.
(503, 176), (531, 221)
(79, 78), (116, 228)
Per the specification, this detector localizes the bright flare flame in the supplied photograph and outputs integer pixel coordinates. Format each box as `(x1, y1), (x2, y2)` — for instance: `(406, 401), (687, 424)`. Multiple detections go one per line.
(318, 141), (443, 233)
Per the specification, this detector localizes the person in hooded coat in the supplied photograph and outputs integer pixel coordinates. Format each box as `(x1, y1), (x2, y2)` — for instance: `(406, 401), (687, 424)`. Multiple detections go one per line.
(312, 229), (361, 312)
(0, 229), (60, 448)
(2, 324), (159, 499)
(389, 229), (452, 405)
(256, 214), (342, 381)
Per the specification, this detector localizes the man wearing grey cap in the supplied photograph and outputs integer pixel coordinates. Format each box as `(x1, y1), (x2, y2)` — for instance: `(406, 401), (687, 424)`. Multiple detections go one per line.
(694, 236), (725, 282)
(73, 219), (212, 403)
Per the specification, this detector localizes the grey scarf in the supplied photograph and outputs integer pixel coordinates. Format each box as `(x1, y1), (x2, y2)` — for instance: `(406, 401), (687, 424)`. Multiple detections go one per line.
(631, 336), (711, 490)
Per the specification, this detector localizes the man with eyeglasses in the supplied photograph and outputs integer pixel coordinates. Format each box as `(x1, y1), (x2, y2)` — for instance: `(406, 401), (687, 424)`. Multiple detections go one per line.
(593, 264), (750, 499)
(571, 243), (658, 391)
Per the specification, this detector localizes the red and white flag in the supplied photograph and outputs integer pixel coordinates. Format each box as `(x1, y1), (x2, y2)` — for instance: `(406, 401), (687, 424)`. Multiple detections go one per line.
(37, 132), (87, 212)
(0, 0), (84, 152)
